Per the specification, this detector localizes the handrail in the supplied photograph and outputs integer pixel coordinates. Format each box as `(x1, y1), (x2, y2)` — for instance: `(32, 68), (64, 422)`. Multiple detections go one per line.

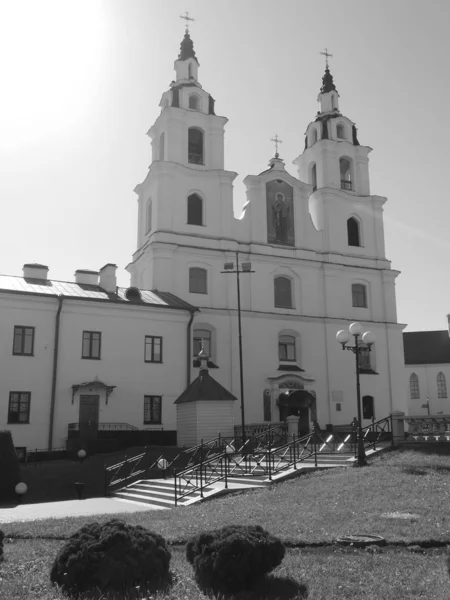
(360, 415), (392, 453)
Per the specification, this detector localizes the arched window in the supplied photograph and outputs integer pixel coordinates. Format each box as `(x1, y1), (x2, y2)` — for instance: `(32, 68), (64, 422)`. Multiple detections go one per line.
(410, 373), (420, 399)
(340, 157), (352, 190)
(145, 199), (152, 233)
(311, 129), (318, 145)
(188, 63), (192, 78)
(159, 132), (165, 160)
(188, 127), (204, 164)
(187, 194), (203, 225)
(336, 124), (346, 139)
(352, 284), (367, 308)
(437, 372), (447, 398)
(189, 267), (207, 294)
(311, 163), (317, 191)
(331, 95), (336, 110)
(347, 217), (361, 246)
(278, 335), (296, 361)
(274, 277), (292, 308)
(358, 344), (372, 371)
(189, 94), (200, 110)
(193, 328), (211, 357)
(362, 395), (374, 419)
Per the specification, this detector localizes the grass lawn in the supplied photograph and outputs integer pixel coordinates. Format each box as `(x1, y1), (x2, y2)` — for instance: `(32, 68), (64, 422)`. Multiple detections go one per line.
(1, 448), (450, 598)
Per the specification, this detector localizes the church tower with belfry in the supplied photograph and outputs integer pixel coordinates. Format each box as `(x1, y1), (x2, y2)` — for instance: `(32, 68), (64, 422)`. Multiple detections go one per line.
(127, 23), (407, 436)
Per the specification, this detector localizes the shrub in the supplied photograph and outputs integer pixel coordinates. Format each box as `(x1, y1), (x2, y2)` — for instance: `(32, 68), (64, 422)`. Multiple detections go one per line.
(186, 524), (285, 593)
(50, 518), (171, 594)
(0, 530), (4, 562)
(0, 430), (20, 502)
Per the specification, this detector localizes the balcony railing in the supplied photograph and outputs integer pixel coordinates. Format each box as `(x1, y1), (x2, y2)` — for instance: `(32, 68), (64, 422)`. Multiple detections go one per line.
(68, 422), (139, 432)
(391, 413), (450, 443)
(340, 180), (352, 191)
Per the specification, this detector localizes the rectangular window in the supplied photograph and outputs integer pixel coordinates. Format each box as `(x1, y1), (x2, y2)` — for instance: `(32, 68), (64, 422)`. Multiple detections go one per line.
(278, 336), (296, 361)
(82, 331), (101, 359)
(352, 284), (367, 308)
(362, 396), (375, 419)
(144, 395), (162, 424)
(145, 336), (163, 363)
(8, 392), (31, 424)
(13, 326), (35, 356)
(358, 347), (371, 371)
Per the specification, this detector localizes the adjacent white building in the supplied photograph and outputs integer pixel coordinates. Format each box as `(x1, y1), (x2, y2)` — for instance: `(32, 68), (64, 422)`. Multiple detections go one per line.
(0, 263), (195, 451)
(1, 31), (409, 453)
(404, 326), (450, 415)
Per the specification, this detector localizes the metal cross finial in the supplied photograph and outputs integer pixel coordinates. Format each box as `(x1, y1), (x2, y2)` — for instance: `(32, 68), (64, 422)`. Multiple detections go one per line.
(320, 48), (333, 68)
(180, 11), (195, 32)
(270, 134), (283, 158)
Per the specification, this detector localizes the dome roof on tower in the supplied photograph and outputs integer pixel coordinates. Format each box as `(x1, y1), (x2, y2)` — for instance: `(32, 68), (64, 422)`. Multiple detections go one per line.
(178, 31), (199, 64)
(320, 67), (337, 94)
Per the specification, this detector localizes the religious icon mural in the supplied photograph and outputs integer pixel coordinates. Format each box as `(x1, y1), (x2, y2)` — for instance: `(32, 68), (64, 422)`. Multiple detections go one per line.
(266, 180), (295, 246)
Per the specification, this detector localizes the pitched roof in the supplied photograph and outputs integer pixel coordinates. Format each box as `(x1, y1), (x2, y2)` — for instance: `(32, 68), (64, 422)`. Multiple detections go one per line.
(0, 274), (196, 312)
(175, 369), (237, 404)
(403, 331), (450, 365)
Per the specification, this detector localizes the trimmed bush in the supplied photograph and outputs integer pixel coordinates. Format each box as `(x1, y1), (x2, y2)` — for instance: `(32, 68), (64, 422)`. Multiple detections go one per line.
(186, 524), (285, 593)
(0, 530), (4, 562)
(50, 518), (171, 594)
(0, 430), (20, 502)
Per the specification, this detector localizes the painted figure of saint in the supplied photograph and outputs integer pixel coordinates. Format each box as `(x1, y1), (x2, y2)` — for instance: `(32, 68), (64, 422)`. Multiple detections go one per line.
(273, 193), (289, 242)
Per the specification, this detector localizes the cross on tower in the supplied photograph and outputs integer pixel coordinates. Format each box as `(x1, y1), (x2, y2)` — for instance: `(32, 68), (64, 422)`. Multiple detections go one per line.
(320, 48), (333, 68)
(179, 11), (195, 32)
(270, 134), (283, 158)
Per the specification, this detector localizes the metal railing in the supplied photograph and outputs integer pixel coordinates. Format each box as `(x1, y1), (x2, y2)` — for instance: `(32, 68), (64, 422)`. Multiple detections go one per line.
(69, 422), (139, 432)
(340, 180), (352, 191)
(360, 416), (392, 454)
(104, 423), (288, 496)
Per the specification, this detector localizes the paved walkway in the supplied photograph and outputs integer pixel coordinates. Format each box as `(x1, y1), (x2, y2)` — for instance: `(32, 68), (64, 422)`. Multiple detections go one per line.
(0, 497), (164, 524)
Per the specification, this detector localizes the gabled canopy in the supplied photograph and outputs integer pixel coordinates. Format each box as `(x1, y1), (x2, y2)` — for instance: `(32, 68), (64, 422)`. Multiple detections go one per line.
(175, 370), (236, 404)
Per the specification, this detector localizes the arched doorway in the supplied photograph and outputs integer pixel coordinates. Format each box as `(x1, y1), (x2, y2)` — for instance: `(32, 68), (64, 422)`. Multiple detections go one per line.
(278, 390), (317, 437)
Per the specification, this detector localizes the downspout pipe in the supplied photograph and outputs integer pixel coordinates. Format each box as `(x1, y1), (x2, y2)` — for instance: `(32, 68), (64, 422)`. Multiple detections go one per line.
(48, 295), (63, 450)
(186, 309), (196, 386)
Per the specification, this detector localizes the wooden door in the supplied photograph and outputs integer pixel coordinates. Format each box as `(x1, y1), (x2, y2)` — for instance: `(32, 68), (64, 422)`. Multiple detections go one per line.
(298, 407), (310, 437)
(79, 395), (99, 440)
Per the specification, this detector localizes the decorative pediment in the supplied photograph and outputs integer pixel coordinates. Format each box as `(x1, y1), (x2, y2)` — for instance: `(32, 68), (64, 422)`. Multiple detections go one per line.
(71, 380), (116, 404)
(267, 372), (315, 387)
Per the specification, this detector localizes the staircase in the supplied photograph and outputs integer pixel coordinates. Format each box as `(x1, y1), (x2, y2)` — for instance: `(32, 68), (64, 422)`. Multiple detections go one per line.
(109, 418), (392, 510)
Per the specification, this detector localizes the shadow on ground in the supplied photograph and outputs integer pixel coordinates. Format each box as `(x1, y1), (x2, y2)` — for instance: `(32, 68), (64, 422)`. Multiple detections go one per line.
(200, 575), (308, 599)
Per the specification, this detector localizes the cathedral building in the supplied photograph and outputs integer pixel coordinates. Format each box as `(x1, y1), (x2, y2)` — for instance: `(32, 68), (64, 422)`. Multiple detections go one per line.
(0, 30), (408, 453)
(127, 30), (408, 434)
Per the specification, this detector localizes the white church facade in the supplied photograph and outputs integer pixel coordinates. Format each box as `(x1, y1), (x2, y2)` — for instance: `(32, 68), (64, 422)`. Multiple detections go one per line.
(0, 31), (409, 453)
(127, 32), (407, 432)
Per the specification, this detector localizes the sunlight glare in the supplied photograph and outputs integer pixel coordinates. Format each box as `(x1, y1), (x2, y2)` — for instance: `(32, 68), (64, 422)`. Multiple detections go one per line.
(0, 0), (108, 151)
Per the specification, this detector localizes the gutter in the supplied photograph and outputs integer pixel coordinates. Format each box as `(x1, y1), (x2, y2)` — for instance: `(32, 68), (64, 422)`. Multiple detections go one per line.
(48, 295), (63, 450)
(186, 309), (197, 386)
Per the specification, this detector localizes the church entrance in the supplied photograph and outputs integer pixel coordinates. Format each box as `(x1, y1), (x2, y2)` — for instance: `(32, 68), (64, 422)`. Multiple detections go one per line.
(278, 390), (316, 437)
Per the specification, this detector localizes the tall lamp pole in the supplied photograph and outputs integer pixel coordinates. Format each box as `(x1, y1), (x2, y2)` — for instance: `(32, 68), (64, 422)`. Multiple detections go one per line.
(336, 322), (375, 467)
(222, 252), (254, 448)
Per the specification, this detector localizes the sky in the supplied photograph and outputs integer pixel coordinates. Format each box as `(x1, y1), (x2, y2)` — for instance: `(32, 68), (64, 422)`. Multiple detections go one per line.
(1, 0), (449, 332)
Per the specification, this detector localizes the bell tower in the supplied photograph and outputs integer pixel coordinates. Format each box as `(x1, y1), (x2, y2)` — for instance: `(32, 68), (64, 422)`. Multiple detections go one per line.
(293, 50), (371, 196)
(128, 17), (237, 290)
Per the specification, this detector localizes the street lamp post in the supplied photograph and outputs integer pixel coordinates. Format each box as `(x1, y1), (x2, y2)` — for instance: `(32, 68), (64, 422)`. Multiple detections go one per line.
(222, 252), (254, 448)
(336, 322), (375, 467)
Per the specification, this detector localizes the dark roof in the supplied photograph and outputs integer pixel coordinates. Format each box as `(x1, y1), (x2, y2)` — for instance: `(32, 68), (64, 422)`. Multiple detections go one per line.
(0, 274), (196, 312)
(403, 331), (450, 365)
(320, 67), (337, 94)
(178, 31), (199, 64)
(175, 369), (237, 404)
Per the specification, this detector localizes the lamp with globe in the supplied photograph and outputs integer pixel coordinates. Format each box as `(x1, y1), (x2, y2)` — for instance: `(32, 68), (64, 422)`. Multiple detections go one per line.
(336, 322), (375, 467)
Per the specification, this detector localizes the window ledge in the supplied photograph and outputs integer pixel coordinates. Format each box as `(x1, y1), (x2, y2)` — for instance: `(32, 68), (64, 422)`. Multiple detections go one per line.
(358, 369), (378, 375)
(277, 364), (305, 372)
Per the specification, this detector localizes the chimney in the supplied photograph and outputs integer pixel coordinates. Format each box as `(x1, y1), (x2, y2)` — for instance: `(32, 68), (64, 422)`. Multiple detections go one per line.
(74, 269), (99, 286)
(23, 263), (49, 280)
(99, 263), (117, 293)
